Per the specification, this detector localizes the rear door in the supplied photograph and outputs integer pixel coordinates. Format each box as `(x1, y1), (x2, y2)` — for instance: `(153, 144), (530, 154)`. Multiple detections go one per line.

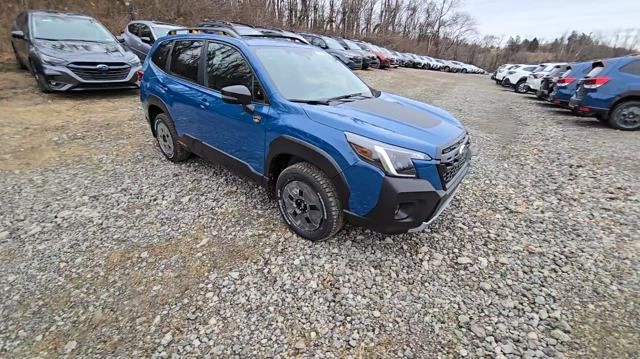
(163, 39), (206, 138)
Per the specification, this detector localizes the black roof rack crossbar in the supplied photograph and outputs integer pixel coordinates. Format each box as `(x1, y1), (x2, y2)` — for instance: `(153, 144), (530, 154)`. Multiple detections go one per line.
(167, 27), (240, 38)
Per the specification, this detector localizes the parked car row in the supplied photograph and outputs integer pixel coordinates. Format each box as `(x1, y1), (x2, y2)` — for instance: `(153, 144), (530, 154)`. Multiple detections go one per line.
(492, 56), (640, 130)
(11, 11), (485, 93)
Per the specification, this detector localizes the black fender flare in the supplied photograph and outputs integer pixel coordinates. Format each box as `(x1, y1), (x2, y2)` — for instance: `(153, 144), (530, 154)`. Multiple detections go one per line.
(611, 92), (640, 112)
(145, 95), (171, 135)
(266, 135), (350, 209)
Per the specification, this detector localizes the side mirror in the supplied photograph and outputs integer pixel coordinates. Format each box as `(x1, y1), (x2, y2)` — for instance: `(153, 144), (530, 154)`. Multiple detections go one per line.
(116, 35), (125, 43)
(141, 37), (153, 44)
(221, 85), (252, 106)
(11, 30), (24, 39)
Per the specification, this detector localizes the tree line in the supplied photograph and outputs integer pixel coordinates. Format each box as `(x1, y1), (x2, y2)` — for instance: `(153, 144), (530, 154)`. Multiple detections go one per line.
(3, 0), (638, 70)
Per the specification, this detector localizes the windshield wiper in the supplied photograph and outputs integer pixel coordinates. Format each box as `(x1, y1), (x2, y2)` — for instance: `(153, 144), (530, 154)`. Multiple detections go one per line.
(326, 92), (372, 102)
(289, 99), (330, 105)
(35, 38), (109, 43)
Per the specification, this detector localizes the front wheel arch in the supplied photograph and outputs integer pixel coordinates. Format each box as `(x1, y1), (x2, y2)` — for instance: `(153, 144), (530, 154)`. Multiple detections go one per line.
(266, 136), (350, 209)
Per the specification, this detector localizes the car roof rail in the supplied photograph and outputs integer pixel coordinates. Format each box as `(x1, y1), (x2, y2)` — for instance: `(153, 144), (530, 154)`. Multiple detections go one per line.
(166, 27), (241, 38)
(201, 19), (255, 28)
(244, 33), (310, 45)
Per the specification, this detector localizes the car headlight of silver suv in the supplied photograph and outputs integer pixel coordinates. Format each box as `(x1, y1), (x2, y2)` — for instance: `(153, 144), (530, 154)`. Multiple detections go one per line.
(39, 53), (67, 66)
(345, 132), (431, 177)
(127, 55), (141, 66)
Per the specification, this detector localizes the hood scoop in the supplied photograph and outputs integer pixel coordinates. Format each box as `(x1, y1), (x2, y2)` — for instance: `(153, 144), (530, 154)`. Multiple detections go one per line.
(340, 98), (441, 129)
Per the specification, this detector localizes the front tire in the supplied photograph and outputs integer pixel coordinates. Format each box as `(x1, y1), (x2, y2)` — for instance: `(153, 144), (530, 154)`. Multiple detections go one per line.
(153, 113), (190, 162)
(609, 101), (640, 131)
(30, 59), (51, 93)
(276, 162), (344, 241)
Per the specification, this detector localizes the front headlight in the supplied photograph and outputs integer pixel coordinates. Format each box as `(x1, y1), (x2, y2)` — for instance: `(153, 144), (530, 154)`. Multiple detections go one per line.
(127, 56), (141, 66)
(39, 53), (66, 66)
(345, 132), (430, 177)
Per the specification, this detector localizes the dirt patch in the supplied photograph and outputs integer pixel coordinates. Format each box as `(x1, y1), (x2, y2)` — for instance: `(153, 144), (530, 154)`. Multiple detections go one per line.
(0, 69), (145, 171)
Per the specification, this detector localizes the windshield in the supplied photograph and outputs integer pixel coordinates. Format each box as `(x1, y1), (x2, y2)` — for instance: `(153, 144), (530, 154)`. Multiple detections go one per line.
(152, 25), (180, 37)
(32, 14), (115, 42)
(343, 39), (361, 51)
(322, 37), (345, 50)
(254, 47), (373, 102)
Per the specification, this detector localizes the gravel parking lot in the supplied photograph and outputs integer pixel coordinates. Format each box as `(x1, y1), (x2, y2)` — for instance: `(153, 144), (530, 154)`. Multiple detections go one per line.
(0, 66), (638, 358)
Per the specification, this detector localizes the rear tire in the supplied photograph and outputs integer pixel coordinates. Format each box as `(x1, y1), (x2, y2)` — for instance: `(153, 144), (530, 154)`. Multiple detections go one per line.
(153, 113), (191, 162)
(608, 101), (640, 131)
(276, 162), (344, 241)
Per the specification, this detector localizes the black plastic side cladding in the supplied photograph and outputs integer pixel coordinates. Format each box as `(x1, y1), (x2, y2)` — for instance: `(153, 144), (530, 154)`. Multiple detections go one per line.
(145, 96), (171, 136)
(266, 136), (350, 210)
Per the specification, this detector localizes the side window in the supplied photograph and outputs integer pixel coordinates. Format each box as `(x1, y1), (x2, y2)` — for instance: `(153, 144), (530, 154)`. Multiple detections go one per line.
(169, 40), (203, 83)
(152, 41), (172, 70)
(206, 42), (265, 102)
(620, 60), (640, 76)
(128, 23), (140, 36)
(311, 37), (324, 48)
(139, 24), (153, 40)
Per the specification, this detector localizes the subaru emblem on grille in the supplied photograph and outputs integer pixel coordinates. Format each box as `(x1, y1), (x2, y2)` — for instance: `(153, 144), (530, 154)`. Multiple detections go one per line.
(96, 64), (109, 72)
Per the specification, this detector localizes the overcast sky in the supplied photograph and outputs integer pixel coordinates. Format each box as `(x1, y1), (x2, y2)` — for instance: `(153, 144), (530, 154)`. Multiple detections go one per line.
(461, 0), (640, 41)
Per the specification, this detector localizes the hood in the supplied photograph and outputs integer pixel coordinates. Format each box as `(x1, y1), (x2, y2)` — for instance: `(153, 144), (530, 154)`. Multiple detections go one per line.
(345, 50), (364, 58)
(34, 39), (135, 62)
(326, 48), (352, 58)
(301, 93), (465, 157)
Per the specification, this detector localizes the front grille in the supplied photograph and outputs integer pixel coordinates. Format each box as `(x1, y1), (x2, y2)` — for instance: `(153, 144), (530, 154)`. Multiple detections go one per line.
(438, 135), (470, 189)
(68, 62), (131, 81)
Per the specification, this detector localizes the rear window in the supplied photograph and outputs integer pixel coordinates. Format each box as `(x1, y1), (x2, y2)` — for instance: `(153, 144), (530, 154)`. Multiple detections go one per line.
(619, 60), (640, 76)
(586, 62), (605, 77)
(151, 41), (172, 69)
(523, 66), (537, 71)
(169, 40), (203, 83)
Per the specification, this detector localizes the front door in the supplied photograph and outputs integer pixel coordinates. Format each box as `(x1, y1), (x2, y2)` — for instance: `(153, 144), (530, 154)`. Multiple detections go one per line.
(196, 41), (268, 175)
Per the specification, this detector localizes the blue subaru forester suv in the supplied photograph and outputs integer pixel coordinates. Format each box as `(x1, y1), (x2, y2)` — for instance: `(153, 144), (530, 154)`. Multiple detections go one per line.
(139, 30), (471, 240)
(569, 56), (640, 130)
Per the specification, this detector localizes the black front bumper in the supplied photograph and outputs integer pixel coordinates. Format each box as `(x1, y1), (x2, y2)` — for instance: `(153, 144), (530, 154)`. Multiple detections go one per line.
(346, 163), (469, 234)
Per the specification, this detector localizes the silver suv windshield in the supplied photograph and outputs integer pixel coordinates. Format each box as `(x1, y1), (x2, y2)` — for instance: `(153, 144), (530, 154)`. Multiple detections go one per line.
(32, 14), (115, 43)
(254, 47), (373, 102)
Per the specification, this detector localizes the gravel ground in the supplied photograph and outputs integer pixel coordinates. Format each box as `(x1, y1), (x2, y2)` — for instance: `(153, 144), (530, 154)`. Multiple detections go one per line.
(0, 66), (638, 358)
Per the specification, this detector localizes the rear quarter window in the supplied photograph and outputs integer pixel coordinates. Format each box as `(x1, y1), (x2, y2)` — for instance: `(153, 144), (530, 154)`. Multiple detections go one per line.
(619, 60), (640, 76)
(151, 41), (172, 69)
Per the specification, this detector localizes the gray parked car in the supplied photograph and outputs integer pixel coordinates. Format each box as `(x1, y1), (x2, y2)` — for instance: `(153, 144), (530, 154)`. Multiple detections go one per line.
(121, 20), (182, 60)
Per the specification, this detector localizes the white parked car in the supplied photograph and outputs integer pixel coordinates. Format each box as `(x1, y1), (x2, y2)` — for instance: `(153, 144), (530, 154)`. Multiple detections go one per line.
(526, 63), (566, 92)
(495, 64), (521, 83)
(503, 64), (540, 93)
